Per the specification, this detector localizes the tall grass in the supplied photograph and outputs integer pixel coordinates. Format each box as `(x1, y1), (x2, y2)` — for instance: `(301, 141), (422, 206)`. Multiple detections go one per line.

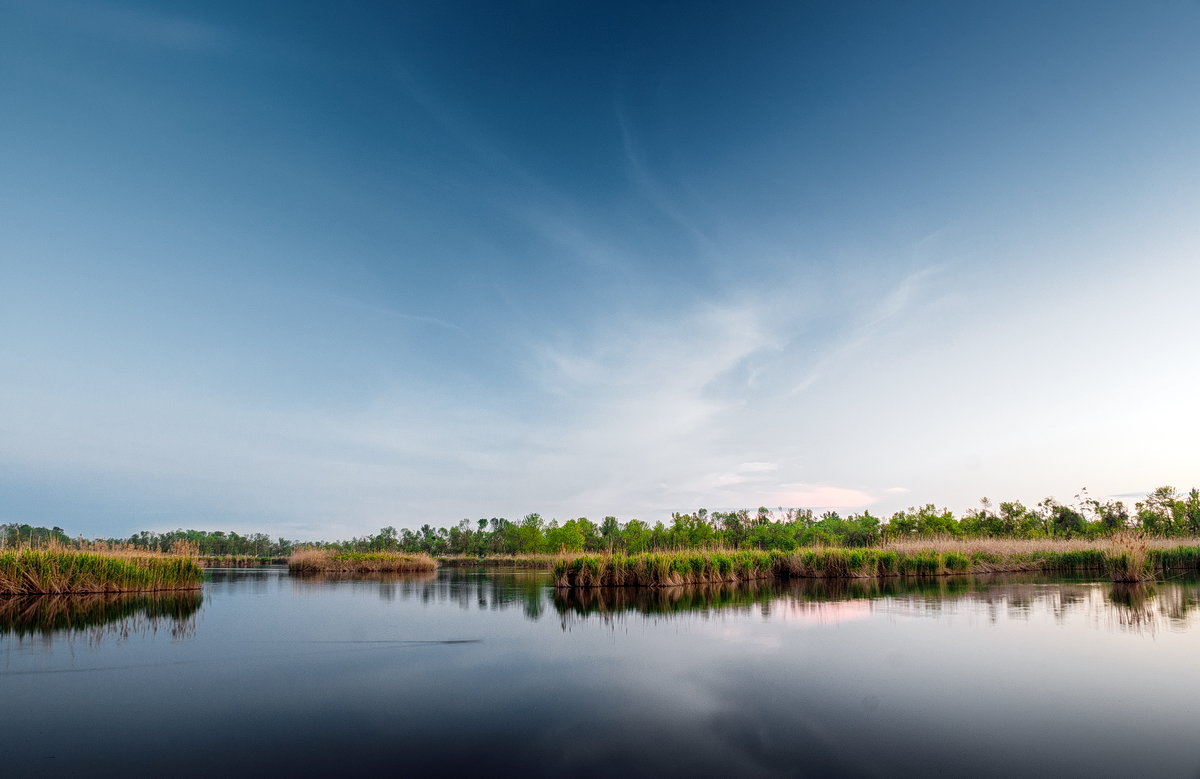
(887, 533), (1200, 583)
(552, 539), (1200, 588)
(1105, 533), (1153, 582)
(883, 535), (1200, 556)
(287, 547), (438, 573)
(0, 549), (203, 594)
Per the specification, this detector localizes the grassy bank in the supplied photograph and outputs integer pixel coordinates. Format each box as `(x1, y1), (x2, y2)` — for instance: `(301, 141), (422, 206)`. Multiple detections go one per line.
(0, 549), (203, 594)
(552, 537), (1200, 587)
(287, 547), (437, 573)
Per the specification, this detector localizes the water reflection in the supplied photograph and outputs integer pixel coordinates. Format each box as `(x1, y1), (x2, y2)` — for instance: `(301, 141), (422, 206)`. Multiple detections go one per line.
(6, 568), (1200, 777)
(291, 568), (549, 619)
(549, 573), (1200, 634)
(878, 577), (1200, 634)
(0, 591), (203, 645)
(229, 566), (1200, 636)
(553, 574), (998, 623)
(555, 578), (780, 622)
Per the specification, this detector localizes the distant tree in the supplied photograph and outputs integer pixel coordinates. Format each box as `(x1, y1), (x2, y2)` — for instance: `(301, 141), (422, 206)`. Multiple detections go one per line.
(1184, 489), (1200, 536)
(1137, 486), (1181, 535)
(545, 519), (585, 553)
(600, 516), (621, 553)
(622, 519), (651, 554)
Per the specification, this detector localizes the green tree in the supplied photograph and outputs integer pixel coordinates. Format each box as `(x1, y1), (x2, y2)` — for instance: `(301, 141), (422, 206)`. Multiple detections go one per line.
(600, 516), (621, 553)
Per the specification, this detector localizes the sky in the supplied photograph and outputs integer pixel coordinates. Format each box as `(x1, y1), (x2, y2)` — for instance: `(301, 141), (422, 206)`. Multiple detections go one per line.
(2, 0), (1198, 540)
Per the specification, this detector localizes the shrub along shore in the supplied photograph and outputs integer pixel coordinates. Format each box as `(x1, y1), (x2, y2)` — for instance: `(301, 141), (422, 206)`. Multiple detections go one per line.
(0, 549), (203, 594)
(552, 537), (1197, 587)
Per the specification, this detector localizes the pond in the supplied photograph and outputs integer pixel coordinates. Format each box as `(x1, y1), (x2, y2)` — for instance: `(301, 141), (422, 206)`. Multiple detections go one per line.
(2, 568), (1199, 777)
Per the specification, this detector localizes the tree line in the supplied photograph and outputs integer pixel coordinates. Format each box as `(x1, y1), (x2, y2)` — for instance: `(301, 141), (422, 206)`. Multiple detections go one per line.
(3, 485), (1197, 556)
(0, 525), (294, 557)
(289, 485), (1200, 555)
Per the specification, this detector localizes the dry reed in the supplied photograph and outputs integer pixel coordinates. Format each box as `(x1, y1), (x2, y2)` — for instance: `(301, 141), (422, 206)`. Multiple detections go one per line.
(883, 535), (1200, 556)
(287, 547), (438, 573)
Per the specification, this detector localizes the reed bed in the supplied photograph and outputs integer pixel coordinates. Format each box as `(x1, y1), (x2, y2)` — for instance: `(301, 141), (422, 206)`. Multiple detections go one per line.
(552, 539), (1200, 588)
(883, 535), (1200, 556)
(0, 549), (203, 594)
(554, 550), (780, 588)
(287, 547), (438, 573)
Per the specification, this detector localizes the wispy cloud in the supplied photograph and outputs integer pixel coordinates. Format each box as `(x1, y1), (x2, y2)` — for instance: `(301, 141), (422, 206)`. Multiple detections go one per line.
(37, 1), (240, 53)
(791, 264), (942, 395)
(391, 64), (537, 186)
(738, 462), (778, 473)
(614, 100), (719, 256)
(319, 292), (468, 336)
(391, 66), (631, 277)
(768, 484), (874, 510)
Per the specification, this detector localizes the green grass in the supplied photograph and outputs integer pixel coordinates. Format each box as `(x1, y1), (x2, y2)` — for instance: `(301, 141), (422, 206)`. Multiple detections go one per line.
(551, 544), (1200, 588)
(0, 549), (203, 594)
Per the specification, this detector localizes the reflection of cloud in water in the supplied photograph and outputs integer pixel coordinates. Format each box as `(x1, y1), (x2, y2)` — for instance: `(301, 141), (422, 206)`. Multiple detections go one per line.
(710, 602), (873, 650)
(715, 625), (783, 650)
(770, 599), (873, 626)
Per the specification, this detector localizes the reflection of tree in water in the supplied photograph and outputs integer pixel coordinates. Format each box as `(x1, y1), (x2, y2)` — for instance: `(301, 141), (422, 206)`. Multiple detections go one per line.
(878, 576), (1095, 624)
(1104, 582), (1200, 634)
(0, 591), (203, 645)
(206, 567), (284, 595)
(291, 568), (550, 620)
(554, 576), (985, 626)
(287, 568), (1200, 633)
(878, 576), (1200, 634)
(552, 573), (1200, 634)
(555, 580), (780, 626)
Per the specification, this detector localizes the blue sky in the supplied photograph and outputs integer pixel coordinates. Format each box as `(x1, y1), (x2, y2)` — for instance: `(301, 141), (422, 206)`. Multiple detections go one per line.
(2, 0), (1198, 540)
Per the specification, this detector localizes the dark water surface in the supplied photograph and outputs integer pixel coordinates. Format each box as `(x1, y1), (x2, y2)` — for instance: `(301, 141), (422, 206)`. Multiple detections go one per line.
(3, 568), (1200, 777)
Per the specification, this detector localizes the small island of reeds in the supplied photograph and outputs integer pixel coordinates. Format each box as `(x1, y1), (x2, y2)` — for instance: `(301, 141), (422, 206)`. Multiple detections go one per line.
(287, 547), (438, 573)
(0, 548), (203, 594)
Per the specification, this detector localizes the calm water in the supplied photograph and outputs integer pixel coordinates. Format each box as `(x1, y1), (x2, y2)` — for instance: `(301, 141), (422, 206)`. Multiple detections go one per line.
(3, 568), (1200, 777)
